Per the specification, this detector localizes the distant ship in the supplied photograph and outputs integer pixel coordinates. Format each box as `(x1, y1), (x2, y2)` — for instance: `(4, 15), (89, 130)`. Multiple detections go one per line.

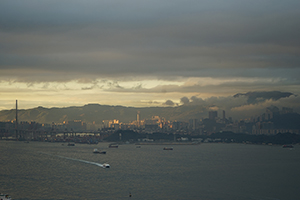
(67, 143), (75, 146)
(109, 144), (118, 148)
(163, 147), (173, 150)
(93, 148), (106, 154)
(0, 193), (12, 200)
(282, 145), (294, 148)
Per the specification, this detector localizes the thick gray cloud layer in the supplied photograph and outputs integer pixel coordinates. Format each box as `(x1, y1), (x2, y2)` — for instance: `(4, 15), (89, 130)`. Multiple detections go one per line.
(1, 0), (300, 82)
(1, 0), (300, 116)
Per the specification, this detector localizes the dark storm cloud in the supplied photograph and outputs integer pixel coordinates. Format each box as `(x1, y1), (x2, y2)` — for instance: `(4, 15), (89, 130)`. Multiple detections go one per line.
(0, 0), (300, 86)
(163, 100), (175, 106)
(180, 97), (190, 105)
(233, 91), (294, 104)
(190, 96), (205, 104)
(177, 91), (300, 119)
(188, 91), (296, 108)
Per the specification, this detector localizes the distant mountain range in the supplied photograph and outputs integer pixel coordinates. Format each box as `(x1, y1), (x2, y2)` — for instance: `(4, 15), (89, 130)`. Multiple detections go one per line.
(0, 104), (209, 124)
(0, 90), (298, 124)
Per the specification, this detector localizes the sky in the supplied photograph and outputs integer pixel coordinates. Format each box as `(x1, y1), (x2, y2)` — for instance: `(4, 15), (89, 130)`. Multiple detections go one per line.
(0, 0), (300, 118)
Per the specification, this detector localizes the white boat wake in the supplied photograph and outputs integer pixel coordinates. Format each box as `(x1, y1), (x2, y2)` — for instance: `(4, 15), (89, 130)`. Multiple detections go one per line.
(39, 152), (110, 168)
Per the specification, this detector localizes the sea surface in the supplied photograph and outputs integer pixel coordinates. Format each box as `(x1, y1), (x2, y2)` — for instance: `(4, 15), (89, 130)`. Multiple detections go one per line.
(1, 141), (300, 200)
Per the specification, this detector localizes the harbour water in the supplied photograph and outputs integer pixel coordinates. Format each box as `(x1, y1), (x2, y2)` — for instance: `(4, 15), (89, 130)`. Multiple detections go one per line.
(1, 141), (300, 200)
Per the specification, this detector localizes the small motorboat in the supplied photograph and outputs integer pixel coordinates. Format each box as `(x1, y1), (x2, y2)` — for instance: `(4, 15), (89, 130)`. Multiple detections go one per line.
(0, 193), (12, 200)
(102, 163), (110, 168)
(93, 149), (106, 154)
(163, 147), (173, 150)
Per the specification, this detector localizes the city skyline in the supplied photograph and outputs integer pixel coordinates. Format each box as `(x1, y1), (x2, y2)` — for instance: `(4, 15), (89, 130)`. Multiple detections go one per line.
(1, 102), (299, 141)
(1, 99), (298, 125)
(1, 0), (300, 113)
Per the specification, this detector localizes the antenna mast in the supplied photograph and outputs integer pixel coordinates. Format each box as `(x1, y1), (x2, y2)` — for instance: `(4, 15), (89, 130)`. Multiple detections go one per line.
(15, 100), (18, 139)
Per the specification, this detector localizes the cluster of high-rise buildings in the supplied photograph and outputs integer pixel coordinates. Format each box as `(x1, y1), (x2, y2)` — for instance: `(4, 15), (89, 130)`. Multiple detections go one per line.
(251, 106), (299, 134)
(50, 106), (299, 135)
(0, 105), (299, 139)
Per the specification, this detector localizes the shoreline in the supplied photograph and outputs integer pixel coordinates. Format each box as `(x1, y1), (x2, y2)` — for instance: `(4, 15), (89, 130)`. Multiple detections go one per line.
(135, 142), (200, 145)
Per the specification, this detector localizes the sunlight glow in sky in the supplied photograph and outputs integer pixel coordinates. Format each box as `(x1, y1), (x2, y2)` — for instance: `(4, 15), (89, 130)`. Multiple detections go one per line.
(0, 0), (300, 112)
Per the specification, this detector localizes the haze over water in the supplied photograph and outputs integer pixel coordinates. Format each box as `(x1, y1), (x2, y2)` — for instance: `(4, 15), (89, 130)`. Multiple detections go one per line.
(1, 141), (300, 200)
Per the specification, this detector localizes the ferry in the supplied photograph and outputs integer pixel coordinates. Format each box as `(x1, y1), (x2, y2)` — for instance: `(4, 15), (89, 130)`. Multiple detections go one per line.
(93, 148), (106, 154)
(163, 147), (173, 150)
(0, 193), (12, 200)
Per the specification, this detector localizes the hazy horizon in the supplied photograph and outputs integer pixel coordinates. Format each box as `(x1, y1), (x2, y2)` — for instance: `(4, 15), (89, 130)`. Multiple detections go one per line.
(1, 90), (299, 122)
